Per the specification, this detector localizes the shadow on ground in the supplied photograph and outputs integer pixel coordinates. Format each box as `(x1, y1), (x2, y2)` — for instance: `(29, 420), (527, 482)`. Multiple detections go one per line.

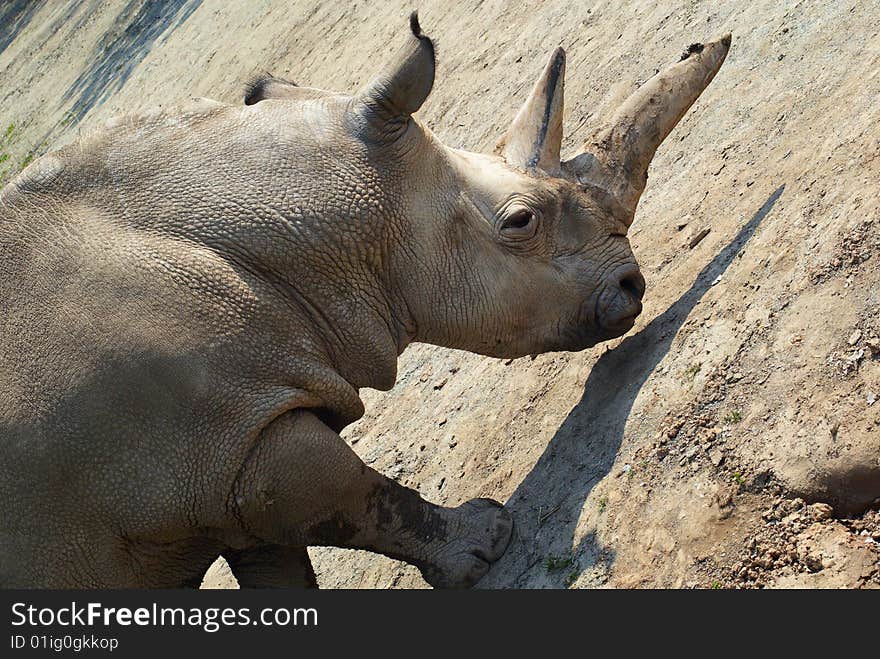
(480, 184), (785, 588)
(0, 0), (49, 56)
(62, 0), (203, 123)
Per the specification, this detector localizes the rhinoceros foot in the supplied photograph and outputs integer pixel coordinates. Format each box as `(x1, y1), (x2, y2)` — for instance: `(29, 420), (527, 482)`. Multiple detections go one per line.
(419, 498), (513, 588)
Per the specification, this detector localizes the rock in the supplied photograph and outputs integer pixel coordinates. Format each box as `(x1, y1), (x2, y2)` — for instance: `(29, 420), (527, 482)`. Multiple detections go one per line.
(846, 349), (864, 365)
(867, 390), (876, 406)
(709, 448), (725, 467)
(688, 227), (711, 249)
(778, 435), (880, 516)
(848, 329), (862, 345)
(802, 552), (824, 572)
(808, 503), (834, 521)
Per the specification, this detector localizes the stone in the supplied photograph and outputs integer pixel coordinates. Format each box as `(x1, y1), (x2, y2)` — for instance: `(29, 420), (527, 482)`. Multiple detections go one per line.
(688, 227), (711, 249)
(808, 502), (834, 521)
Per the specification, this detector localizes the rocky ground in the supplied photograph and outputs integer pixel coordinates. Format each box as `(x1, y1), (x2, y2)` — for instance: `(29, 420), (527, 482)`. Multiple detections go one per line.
(2, 0), (877, 588)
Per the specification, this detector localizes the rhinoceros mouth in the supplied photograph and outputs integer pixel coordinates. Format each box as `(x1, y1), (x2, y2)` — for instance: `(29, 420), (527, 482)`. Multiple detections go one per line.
(599, 313), (638, 337)
(594, 276), (642, 334)
(553, 289), (638, 352)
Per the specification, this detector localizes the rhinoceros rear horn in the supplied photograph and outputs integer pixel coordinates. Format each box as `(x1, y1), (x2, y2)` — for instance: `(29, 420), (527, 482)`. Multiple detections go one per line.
(356, 12), (435, 139)
(497, 48), (566, 175)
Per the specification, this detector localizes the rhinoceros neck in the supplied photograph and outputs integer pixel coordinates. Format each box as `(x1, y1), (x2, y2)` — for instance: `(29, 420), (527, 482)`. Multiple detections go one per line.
(171, 204), (411, 395)
(262, 260), (411, 393)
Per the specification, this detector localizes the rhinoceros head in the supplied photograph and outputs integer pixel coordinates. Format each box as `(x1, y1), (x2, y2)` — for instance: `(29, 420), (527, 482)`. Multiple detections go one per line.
(247, 14), (730, 359)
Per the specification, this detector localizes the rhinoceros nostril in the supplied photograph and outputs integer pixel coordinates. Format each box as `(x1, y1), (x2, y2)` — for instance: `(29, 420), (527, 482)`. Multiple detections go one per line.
(619, 272), (646, 301)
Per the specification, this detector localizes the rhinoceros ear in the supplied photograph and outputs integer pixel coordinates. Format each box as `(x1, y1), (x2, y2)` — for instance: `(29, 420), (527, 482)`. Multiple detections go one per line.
(244, 74), (334, 105)
(356, 12), (435, 139)
(496, 48), (565, 175)
(244, 74), (299, 105)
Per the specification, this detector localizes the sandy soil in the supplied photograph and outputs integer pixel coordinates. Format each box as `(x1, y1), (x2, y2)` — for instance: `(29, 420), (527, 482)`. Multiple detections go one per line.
(3, 0), (878, 589)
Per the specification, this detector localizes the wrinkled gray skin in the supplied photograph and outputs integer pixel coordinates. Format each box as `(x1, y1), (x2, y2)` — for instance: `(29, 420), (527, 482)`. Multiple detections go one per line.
(0, 16), (730, 588)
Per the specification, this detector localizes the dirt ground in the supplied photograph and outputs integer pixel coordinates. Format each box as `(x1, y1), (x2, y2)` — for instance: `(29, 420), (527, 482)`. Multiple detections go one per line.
(3, 0), (878, 589)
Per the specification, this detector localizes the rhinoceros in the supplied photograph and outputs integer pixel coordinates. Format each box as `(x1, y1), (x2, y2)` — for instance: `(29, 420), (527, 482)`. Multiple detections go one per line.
(0, 14), (729, 588)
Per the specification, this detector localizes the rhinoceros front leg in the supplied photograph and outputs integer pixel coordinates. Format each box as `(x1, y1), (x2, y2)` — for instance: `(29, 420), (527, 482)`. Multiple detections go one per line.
(233, 410), (513, 588)
(225, 544), (317, 588)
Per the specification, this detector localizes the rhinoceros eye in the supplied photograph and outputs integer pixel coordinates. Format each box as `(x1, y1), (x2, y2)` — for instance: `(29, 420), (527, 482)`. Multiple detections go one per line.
(499, 209), (536, 237)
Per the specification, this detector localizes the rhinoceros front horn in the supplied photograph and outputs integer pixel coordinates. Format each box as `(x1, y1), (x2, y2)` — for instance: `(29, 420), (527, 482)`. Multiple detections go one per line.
(563, 34), (732, 223)
(356, 12), (435, 140)
(497, 48), (566, 175)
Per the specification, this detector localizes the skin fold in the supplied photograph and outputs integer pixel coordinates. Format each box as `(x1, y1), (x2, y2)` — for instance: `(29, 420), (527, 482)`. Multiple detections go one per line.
(0, 14), (729, 588)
